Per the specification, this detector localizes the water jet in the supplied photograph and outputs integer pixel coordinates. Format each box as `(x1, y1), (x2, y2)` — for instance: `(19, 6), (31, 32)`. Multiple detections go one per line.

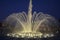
(3, 0), (59, 38)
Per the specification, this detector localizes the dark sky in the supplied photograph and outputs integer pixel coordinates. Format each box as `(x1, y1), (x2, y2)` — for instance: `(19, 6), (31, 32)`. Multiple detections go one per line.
(0, 0), (60, 22)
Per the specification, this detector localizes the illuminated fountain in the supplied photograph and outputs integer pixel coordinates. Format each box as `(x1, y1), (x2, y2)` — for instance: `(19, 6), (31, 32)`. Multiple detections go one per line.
(3, 0), (59, 38)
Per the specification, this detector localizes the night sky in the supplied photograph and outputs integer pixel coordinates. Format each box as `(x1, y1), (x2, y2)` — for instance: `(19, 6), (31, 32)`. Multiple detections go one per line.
(0, 0), (60, 22)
